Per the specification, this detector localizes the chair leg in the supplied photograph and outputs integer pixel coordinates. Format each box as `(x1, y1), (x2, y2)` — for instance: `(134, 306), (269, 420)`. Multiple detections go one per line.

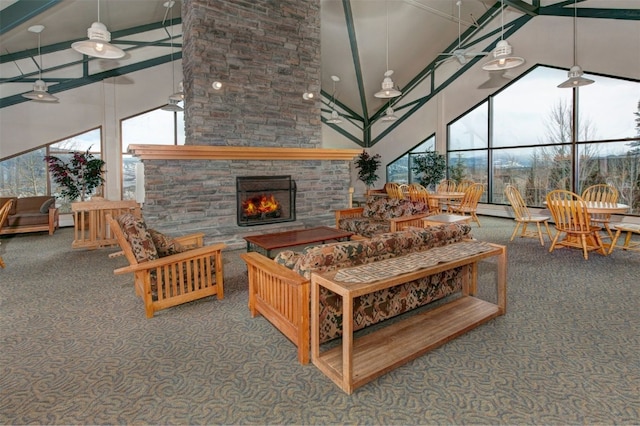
(472, 212), (481, 227)
(549, 230), (562, 253)
(608, 228), (622, 255)
(0, 255), (4, 269)
(543, 221), (553, 243)
(580, 234), (589, 260)
(510, 222), (521, 241)
(535, 222), (544, 246)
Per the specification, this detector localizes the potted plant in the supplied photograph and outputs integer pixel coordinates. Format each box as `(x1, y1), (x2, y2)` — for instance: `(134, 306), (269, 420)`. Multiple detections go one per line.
(411, 150), (446, 190)
(44, 147), (106, 203)
(354, 150), (382, 192)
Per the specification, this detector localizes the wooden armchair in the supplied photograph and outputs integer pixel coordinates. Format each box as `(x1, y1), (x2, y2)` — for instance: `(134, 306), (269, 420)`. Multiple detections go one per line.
(581, 184), (619, 240)
(504, 184), (552, 246)
(449, 183), (484, 226)
(408, 183), (440, 214)
(106, 213), (226, 318)
(546, 190), (605, 260)
(0, 199), (14, 268)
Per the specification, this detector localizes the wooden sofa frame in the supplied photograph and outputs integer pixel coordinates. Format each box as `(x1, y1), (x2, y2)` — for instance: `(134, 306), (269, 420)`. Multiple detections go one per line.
(107, 214), (226, 318)
(334, 207), (429, 238)
(241, 235), (491, 365)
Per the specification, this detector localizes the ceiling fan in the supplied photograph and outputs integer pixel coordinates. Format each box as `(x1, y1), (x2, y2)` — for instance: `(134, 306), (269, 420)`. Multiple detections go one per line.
(437, 0), (488, 65)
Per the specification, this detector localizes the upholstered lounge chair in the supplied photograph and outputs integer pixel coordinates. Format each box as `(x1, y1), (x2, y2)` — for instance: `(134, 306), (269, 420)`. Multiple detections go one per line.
(107, 213), (226, 318)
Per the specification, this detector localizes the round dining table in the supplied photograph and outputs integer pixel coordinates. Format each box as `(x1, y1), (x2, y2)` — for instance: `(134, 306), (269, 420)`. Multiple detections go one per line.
(582, 201), (630, 214)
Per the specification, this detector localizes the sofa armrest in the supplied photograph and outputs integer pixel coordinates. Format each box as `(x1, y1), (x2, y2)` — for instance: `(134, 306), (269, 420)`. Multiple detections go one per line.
(48, 207), (59, 235)
(388, 212), (430, 232)
(240, 251), (311, 363)
(174, 232), (205, 248)
(113, 243), (227, 275)
(335, 207), (365, 229)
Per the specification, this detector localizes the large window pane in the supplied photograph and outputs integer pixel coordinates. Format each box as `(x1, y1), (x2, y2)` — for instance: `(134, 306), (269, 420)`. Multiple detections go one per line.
(578, 75), (639, 141)
(0, 148), (47, 197)
(577, 141), (640, 214)
(386, 135), (435, 184)
(449, 103), (488, 150)
(122, 108), (185, 201)
(447, 150), (488, 202)
(492, 67), (572, 147)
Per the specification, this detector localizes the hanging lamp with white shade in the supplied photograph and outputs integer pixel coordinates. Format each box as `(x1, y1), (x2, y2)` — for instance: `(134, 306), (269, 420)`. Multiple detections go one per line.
(22, 25), (58, 102)
(161, 1), (183, 112)
(381, 101), (398, 122)
(71, 0), (125, 59)
(482, 0), (525, 71)
(374, 1), (401, 99)
(326, 75), (343, 124)
(558, 0), (594, 88)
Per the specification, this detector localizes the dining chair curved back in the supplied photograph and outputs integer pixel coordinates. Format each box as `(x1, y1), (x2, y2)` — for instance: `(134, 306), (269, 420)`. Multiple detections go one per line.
(449, 183), (484, 226)
(0, 199), (14, 268)
(456, 179), (475, 193)
(436, 179), (456, 193)
(581, 184), (619, 239)
(546, 189), (604, 260)
(385, 182), (405, 199)
(504, 184), (552, 246)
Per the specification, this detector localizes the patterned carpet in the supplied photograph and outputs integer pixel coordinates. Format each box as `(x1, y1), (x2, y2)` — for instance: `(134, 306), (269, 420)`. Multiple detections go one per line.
(1, 216), (639, 425)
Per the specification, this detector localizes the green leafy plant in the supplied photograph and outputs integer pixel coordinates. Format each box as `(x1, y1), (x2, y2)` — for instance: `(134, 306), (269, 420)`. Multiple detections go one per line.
(448, 153), (467, 184)
(355, 150), (382, 188)
(44, 148), (106, 202)
(411, 150), (446, 190)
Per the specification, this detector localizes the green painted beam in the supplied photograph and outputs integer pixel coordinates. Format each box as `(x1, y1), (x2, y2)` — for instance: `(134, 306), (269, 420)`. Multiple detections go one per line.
(0, 0), (61, 36)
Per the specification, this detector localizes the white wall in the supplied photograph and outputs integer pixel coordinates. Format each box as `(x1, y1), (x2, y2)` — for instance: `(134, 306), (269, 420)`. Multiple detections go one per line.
(0, 61), (181, 201)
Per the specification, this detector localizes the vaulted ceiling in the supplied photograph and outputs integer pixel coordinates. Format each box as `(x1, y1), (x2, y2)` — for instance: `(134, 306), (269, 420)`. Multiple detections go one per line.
(1, 0), (638, 145)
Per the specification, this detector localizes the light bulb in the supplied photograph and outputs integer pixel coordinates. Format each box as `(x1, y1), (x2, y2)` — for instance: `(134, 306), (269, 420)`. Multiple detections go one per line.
(95, 42), (105, 52)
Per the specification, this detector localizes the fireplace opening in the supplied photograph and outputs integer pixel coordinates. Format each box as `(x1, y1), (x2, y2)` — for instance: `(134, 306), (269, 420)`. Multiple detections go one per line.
(236, 176), (296, 226)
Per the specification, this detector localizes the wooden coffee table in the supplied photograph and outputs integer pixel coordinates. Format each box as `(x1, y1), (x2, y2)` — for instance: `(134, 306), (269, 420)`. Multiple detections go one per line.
(244, 226), (354, 258)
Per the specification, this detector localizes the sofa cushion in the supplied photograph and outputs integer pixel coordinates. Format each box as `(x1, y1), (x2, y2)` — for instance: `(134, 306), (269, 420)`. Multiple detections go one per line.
(6, 212), (50, 227)
(116, 213), (159, 263)
(15, 196), (54, 213)
(289, 223), (471, 280)
(148, 229), (188, 257)
(39, 198), (56, 214)
(0, 197), (17, 216)
(337, 218), (390, 239)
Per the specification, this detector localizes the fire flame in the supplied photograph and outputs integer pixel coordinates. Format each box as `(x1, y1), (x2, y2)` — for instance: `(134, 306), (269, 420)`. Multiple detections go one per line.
(242, 194), (280, 216)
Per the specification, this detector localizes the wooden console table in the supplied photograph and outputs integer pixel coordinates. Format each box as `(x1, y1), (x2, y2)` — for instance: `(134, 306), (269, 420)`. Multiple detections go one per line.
(310, 241), (507, 394)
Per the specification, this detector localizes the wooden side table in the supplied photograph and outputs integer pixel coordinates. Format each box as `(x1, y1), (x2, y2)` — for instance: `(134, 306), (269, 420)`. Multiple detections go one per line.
(423, 213), (472, 227)
(310, 241), (506, 394)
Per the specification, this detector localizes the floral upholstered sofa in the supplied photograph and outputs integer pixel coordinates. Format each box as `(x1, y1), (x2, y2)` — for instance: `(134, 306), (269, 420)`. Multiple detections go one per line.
(241, 223), (473, 364)
(334, 195), (431, 238)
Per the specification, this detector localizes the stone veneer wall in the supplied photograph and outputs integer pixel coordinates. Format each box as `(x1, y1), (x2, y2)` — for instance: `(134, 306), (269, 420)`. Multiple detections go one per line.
(141, 0), (353, 249)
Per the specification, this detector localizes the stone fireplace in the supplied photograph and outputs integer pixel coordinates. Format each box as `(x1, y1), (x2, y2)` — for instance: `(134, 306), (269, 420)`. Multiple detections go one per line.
(236, 175), (296, 227)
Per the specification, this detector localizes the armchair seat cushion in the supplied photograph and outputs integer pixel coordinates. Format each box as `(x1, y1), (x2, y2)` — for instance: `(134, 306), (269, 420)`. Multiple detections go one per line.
(338, 218), (390, 238)
(6, 212), (51, 227)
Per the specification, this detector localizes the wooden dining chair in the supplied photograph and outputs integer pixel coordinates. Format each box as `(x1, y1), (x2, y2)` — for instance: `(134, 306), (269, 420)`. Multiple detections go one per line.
(546, 190), (605, 260)
(456, 179), (475, 193)
(0, 199), (14, 268)
(504, 184), (552, 246)
(384, 182), (405, 199)
(436, 179), (456, 193)
(407, 183), (440, 213)
(581, 184), (619, 240)
(449, 183), (484, 226)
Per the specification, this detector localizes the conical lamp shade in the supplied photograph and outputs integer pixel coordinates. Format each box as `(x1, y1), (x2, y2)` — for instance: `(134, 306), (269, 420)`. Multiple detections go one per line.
(72, 22), (125, 59)
(22, 79), (59, 102)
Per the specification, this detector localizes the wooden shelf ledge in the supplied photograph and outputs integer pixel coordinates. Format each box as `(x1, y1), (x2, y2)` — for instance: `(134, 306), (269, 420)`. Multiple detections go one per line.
(127, 144), (362, 161)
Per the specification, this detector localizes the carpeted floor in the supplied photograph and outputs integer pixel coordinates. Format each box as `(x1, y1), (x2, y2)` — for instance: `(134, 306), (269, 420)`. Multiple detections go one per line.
(1, 216), (639, 425)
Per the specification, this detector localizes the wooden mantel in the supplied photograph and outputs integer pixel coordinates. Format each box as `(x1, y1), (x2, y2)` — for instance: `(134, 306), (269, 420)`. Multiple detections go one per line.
(128, 144), (362, 161)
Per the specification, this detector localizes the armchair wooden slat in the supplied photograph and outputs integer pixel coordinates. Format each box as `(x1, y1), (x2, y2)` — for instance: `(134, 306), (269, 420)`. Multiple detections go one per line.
(107, 214), (225, 318)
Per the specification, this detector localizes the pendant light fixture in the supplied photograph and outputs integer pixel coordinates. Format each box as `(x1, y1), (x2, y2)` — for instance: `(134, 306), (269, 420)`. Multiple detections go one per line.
(71, 0), (125, 59)
(22, 25), (59, 102)
(381, 101), (398, 122)
(374, 0), (401, 99)
(558, 0), (594, 88)
(326, 75), (343, 124)
(161, 1), (183, 112)
(482, 0), (525, 71)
